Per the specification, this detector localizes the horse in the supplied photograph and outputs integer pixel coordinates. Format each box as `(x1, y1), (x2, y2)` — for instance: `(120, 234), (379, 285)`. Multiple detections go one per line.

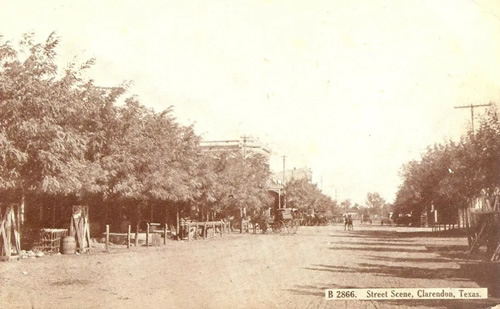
(344, 215), (353, 231)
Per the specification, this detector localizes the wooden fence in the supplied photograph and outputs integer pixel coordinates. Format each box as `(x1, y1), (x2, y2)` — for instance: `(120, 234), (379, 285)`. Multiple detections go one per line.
(0, 204), (21, 261)
(180, 221), (229, 241)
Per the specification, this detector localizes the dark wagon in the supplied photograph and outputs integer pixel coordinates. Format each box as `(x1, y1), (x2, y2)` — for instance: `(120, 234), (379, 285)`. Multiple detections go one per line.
(267, 208), (300, 234)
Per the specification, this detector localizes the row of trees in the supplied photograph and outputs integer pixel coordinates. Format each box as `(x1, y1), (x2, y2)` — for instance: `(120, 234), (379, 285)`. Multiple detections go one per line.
(393, 105), (500, 224)
(0, 33), (273, 226)
(335, 192), (391, 221)
(284, 178), (338, 218)
(360, 192), (391, 219)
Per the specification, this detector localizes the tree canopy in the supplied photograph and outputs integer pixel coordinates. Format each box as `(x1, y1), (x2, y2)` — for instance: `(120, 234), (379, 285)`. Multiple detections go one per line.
(0, 33), (277, 224)
(284, 178), (337, 216)
(393, 105), (500, 220)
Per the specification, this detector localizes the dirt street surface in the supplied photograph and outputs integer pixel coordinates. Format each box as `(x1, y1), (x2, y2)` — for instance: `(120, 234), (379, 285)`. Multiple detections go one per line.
(1, 225), (499, 309)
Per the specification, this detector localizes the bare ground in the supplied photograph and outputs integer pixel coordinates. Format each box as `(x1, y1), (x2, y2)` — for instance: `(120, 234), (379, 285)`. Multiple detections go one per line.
(1, 225), (499, 309)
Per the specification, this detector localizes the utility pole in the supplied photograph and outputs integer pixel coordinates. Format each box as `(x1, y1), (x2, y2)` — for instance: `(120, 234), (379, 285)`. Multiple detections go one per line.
(282, 155), (286, 185)
(241, 135), (248, 161)
(282, 155), (286, 208)
(240, 135), (248, 233)
(454, 103), (492, 133)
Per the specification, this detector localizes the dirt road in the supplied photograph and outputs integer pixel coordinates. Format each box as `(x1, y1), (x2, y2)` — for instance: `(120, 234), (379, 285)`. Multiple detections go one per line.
(0, 225), (498, 309)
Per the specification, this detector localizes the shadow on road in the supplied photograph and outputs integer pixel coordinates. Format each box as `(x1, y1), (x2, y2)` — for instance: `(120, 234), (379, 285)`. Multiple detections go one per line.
(329, 246), (428, 253)
(385, 298), (500, 309)
(329, 240), (424, 247)
(331, 235), (419, 244)
(365, 255), (455, 264)
(331, 229), (466, 239)
(306, 263), (468, 280)
(288, 227), (500, 308)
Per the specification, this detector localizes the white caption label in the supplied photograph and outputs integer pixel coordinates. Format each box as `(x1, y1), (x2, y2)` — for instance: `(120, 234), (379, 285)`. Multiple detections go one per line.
(325, 288), (488, 300)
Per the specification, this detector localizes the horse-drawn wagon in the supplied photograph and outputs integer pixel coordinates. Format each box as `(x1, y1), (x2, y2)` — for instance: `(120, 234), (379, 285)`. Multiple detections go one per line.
(265, 208), (300, 235)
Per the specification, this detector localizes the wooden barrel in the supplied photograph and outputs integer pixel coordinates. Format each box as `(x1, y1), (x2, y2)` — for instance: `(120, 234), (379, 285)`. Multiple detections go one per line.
(61, 236), (76, 254)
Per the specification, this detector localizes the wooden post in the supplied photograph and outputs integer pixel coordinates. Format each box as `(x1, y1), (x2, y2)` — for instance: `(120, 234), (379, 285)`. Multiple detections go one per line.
(105, 224), (109, 252)
(69, 206), (91, 253)
(146, 223), (150, 247)
(135, 224), (139, 247)
(204, 222), (207, 239)
(220, 222), (223, 237)
(6, 207), (12, 257)
(176, 204), (180, 241)
(127, 225), (131, 249)
(69, 207), (74, 238)
(240, 208), (243, 234)
(0, 205), (22, 260)
(164, 224), (167, 245)
(79, 214), (84, 252)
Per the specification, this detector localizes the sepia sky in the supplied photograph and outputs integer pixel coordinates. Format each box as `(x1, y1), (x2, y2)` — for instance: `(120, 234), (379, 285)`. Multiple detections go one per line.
(2, 0), (500, 204)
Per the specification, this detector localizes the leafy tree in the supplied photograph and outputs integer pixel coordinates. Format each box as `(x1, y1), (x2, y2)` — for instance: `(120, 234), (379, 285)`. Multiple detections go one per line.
(285, 178), (336, 214)
(340, 199), (352, 213)
(0, 33), (106, 198)
(0, 32), (287, 234)
(365, 192), (385, 216)
(394, 104), (500, 222)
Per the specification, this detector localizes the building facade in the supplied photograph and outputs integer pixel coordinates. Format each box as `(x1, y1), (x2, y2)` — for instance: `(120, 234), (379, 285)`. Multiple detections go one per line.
(200, 136), (271, 160)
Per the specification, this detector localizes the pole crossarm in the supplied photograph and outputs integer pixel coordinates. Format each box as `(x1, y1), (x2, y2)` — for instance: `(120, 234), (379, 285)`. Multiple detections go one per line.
(453, 103), (492, 132)
(454, 104), (492, 109)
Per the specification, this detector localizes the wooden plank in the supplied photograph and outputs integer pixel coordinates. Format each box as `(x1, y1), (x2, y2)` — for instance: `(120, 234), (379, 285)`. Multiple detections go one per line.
(0, 254), (20, 261)
(164, 224), (167, 245)
(135, 225), (139, 247)
(85, 226), (91, 251)
(69, 214), (75, 237)
(176, 204), (180, 241)
(105, 224), (109, 251)
(73, 216), (83, 252)
(106, 233), (129, 236)
(491, 244), (500, 261)
(467, 217), (492, 255)
(0, 220), (8, 258)
(79, 216), (84, 252)
(5, 206), (12, 257)
(84, 215), (91, 252)
(70, 205), (90, 253)
(10, 208), (21, 256)
(127, 225), (131, 249)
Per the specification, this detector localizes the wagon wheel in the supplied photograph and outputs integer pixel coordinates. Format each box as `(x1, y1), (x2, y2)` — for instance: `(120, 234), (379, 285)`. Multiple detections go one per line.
(260, 222), (268, 234)
(290, 219), (299, 234)
(283, 220), (292, 235)
(272, 221), (286, 234)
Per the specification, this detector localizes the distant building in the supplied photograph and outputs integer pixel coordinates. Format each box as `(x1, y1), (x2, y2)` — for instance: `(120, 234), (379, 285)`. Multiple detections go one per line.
(200, 136), (271, 160)
(271, 167), (312, 185)
(200, 137), (285, 209)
